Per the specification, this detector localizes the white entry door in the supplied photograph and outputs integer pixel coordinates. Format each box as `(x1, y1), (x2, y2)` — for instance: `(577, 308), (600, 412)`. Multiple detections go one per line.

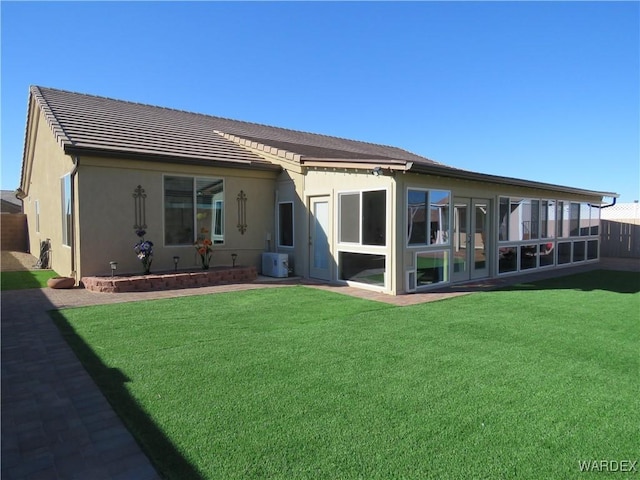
(452, 198), (490, 282)
(309, 196), (331, 281)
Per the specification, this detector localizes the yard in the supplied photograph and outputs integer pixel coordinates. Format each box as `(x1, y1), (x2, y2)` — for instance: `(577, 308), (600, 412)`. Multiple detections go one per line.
(52, 271), (639, 479)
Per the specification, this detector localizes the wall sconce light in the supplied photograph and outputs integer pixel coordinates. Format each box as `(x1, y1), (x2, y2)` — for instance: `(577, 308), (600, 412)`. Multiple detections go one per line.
(372, 166), (383, 176)
(231, 253), (238, 268)
(110, 261), (118, 277)
(173, 256), (180, 272)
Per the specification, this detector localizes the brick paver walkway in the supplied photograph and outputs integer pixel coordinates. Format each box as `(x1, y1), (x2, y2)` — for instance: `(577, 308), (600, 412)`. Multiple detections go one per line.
(2, 252), (638, 479)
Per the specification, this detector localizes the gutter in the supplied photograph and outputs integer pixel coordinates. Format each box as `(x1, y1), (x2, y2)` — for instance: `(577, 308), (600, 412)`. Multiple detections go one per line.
(589, 197), (617, 209)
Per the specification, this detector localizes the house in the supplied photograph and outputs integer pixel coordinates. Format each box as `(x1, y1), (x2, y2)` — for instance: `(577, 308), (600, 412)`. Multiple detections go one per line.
(18, 86), (617, 294)
(1, 190), (23, 214)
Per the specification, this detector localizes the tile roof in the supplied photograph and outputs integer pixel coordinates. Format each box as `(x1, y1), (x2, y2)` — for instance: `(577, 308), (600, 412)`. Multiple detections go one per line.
(25, 86), (616, 199)
(29, 86), (439, 169)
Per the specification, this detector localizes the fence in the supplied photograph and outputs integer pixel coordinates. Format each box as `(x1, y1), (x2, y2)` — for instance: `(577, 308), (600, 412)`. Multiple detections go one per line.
(1, 213), (28, 252)
(600, 220), (640, 258)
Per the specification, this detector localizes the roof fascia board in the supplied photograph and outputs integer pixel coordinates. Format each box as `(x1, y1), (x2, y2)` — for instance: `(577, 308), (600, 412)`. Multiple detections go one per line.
(19, 94), (40, 196)
(410, 163), (618, 199)
(303, 161), (412, 172)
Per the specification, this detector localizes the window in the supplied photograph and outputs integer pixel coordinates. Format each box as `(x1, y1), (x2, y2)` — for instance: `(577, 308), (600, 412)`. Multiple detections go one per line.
(416, 251), (449, 286)
(540, 200), (556, 238)
(164, 176), (224, 245)
(339, 190), (386, 246)
(573, 241), (586, 262)
(557, 242), (572, 264)
(590, 207), (600, 236)
(408, 189), (450, 245)
(569, 202), (580, 237)
(498, 247), (517, 274)
(61, 175), (71, 246)
(35, 200), (40, 233)
(339, 252), (385, 287)
(579, 203), (591, 236)
(278, 202), (294, 247)
(557, 201), (569, 238)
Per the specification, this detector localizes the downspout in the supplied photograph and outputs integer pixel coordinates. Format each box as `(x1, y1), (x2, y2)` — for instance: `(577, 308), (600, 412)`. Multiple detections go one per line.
(70, 156), (79, 280)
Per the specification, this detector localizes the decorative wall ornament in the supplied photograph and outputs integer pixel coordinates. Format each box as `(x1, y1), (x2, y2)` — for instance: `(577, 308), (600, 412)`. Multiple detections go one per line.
(237, 190), (247, 234)
(133, 185), (147, 230)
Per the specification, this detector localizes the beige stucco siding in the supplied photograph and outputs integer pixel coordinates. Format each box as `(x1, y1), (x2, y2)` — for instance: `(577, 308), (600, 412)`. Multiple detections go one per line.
(76, 157), (277, 277)
(21, 107), (76, 276)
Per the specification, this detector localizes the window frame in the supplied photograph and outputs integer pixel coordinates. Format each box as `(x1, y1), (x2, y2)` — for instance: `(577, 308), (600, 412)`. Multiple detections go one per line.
(406, 188), (452, 248)
(35, 200), (40, 234)
(277, 201), (294, 248)
(337, 188), (388, 248)
(61, 174), (71, 247)
(163, 174), (225, 247)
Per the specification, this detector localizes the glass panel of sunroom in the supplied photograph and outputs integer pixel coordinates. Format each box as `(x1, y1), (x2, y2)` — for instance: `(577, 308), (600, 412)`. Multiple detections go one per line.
(499, 197), (509, 241)
(408, 190), (428, 245)
(557, 242), (572, 264)
(573, 241), (586, 262)
(416, 251), (449, 286)
(339, 252), (386, 287)
(362, 190), (386, 246)
(579, 203), (591, 236)
(430, 191), (450, 245)
(339, 193), (360, 243)
(569, 203), (580, 237)
(520, 245), (537, 270)
(499, 247), (517, 274)
(590, 206), (600, 235)
(539, 243), (554, 267)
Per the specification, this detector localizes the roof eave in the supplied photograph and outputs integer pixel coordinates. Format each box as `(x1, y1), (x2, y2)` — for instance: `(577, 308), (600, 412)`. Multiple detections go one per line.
(409, 163), (618, 199)
(64, 146), (282, 173)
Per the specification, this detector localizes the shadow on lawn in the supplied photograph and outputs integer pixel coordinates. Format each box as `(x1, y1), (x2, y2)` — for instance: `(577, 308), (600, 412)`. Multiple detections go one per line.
(51, 311), (206, 480)
(502, 270), (640, 295)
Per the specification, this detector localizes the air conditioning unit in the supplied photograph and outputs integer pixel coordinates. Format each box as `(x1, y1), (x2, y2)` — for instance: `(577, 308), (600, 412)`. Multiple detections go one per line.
(262, 253), (289, 278)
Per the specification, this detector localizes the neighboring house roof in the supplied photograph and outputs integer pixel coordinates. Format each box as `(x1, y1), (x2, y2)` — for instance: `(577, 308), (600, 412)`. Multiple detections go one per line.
(1, 190), (22, 213)
(22, 86), (617, 199)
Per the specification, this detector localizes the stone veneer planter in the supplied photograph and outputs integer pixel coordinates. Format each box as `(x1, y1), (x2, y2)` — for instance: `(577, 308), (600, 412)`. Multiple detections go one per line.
(81, 266), (257, 293)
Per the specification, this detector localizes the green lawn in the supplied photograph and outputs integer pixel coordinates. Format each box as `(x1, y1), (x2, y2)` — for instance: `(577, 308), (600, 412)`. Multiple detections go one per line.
(52, 270), (639, 479)
(1, 270), (59, 290)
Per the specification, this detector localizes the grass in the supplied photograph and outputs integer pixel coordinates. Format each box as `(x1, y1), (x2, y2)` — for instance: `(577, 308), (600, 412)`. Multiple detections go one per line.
(1, 270), (59, 290)
(52, 270), (639, 479)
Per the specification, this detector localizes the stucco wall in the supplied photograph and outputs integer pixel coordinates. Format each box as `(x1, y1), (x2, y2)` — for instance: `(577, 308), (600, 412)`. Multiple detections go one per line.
(76, 157), (278, 277)
(21, 108), (76, 276)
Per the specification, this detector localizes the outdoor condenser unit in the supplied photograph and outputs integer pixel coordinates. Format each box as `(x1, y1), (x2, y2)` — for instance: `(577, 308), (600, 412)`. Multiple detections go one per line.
(261, 252), (289, 278)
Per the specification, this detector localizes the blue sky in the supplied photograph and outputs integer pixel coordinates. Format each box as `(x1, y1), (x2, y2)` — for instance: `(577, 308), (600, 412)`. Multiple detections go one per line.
(2, 1), (638, 201)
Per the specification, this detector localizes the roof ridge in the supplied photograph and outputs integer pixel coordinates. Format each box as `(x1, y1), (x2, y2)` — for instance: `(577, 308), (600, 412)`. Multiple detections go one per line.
(32, 86), (436, 163)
